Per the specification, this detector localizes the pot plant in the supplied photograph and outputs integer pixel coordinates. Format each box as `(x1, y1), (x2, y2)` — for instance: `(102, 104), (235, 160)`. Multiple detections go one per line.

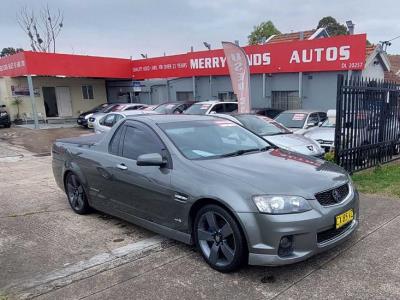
(11, 97), (23, 125)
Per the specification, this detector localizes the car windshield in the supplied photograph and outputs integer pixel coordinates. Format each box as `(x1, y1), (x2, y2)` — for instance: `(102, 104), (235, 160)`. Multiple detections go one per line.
(159, 119), (270, 160)
(90, 103), (109, 113)
(154, 103), (177, 114)
(184, 103), (211, 115)
(275, 112), (307, 128)
(103, 104), (120, 113)
(322, 118), (336, 127)
(235, 115), (291, 136)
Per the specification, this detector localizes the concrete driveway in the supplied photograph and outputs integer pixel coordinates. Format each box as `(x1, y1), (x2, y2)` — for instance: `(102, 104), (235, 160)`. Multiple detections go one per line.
(1, 134), (400, 299)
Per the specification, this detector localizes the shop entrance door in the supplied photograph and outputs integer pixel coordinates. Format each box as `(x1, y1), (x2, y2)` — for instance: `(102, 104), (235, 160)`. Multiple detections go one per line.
(55, 87), (73, 117)
(43, 87), (58, 117)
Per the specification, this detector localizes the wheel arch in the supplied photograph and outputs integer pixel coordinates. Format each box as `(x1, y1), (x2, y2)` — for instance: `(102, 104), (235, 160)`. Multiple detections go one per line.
(188, 198), (249, 250)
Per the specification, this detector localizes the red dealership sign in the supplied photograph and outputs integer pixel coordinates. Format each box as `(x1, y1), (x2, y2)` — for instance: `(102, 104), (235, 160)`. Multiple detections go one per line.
(0, 51), (132, 78)
(132, 34), (367, 79)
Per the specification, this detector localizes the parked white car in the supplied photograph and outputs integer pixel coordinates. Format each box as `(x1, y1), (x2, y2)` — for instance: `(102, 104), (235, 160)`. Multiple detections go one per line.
(88, 103), (148, 128)
(184, 101), (238, 115)
(274, 110), (327, 134)
(215, 113), (325, 157)
(93, 110), (158, 134)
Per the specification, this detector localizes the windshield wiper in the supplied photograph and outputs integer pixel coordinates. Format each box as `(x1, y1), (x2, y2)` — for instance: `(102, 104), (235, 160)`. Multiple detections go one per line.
(220, 146), (270, 157)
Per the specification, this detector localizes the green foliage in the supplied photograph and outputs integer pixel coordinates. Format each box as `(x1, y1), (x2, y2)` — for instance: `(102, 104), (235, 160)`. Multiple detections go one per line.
(0, 47), (23, 57)
(317, 16), (348, 36)
(352, 163), (400, 198)
(11, 97), (23, 120)
(324, 151), (335, 162)
(248, 21), (281, 45)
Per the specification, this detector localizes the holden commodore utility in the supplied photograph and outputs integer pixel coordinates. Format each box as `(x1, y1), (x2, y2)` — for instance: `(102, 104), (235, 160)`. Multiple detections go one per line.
(52, 114), (359, 272)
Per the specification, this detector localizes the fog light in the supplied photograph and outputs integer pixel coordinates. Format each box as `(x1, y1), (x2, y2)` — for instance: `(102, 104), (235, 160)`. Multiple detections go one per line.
(278, 236), (294, 257)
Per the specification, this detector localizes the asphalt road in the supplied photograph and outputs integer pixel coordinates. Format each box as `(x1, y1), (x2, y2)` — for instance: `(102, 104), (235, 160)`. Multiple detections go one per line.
(1, 135), (400, 299)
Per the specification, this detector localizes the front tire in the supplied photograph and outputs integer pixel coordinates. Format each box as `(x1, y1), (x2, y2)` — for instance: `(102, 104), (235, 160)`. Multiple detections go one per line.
(65, 173), (90, 214)
(194, 204), (247, 272)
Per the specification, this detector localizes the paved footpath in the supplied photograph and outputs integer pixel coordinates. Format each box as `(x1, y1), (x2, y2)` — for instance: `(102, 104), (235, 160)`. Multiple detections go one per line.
(1, 141), (400, 300)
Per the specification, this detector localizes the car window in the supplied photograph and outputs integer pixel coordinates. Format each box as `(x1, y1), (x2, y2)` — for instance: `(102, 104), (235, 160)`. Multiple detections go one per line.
(109, 124), (125, 155)
(101, 114), (116, 127)
(275, 113), (307, 128)
(318, 112), (327, 122)
(122, 126), (163, 160)
(235, 115), (289, 135)
(124, 105), (142, 111)
(115, 114), (124, 123)
(210, 104), (225, 113)
(224, 103), (238, 113)
(184, 103), (211, 114)
(307, 113), (319, 125)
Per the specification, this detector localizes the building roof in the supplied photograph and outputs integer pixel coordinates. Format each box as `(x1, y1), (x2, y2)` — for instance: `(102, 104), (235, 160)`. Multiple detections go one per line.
(384, 55), (400, 83)
(266, 28), (328, 44)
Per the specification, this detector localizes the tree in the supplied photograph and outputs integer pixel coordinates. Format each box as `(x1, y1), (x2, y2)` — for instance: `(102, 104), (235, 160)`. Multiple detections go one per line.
(248, 21), (281, 45)
(317, 16), (348, 36)
(0, 47), (23, 57)
(17, 5), (64, 53)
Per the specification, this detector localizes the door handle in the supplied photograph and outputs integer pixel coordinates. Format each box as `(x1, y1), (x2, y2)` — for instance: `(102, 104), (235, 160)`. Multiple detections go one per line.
(116, 163), (128, 170)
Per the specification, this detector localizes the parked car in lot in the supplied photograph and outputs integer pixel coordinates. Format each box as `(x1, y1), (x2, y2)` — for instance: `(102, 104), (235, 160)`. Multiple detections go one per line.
(153, 101), (195, 114)
(275, 110), (327, 134)
(215, 114), (325, 157)
(184, 101), (238, 115)
(87, 103), (148, 128)
(251, 108), (283, 119)
(0, 105), (11, 128)
(53, 114), (358, 272)
(303, 110), (336, 153)
(76, 103), (111, 127)
(94, 110), (158, 134)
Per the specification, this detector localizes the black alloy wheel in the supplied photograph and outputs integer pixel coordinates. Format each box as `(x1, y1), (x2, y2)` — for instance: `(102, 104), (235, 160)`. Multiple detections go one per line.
(194, 205), (246, 272)
(65, 173), (90, 214)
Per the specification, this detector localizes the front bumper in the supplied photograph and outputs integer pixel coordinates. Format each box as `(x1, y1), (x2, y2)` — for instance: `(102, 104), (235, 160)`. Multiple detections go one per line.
(77, 117), (88, 126)
(0, 115), (11, 126)
(238, 188), (359, 266)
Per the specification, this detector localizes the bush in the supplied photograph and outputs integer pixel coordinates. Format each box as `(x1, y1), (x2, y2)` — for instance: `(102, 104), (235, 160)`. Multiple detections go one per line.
(324, 151), (335, 162)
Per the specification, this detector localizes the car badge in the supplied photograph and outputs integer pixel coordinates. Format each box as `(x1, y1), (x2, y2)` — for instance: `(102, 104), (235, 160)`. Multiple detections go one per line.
(307, 145), (314, 151)
(332, 189), (341, 202)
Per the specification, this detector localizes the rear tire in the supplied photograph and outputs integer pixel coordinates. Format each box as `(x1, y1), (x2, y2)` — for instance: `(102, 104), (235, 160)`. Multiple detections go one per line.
(194, 204), (247, 272)
(65, 173), (90, 214)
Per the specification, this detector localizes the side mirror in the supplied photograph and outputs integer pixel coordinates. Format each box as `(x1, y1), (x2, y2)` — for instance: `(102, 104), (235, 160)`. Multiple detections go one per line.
(137, 153), (166, 167)
(318, 121), (323, 127)
(306, 122), (316, 129)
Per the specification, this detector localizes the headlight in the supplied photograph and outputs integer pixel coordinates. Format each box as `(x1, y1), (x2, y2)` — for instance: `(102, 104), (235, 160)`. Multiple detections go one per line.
(252, 195), (312, 214)
(84, 113), (93, 120)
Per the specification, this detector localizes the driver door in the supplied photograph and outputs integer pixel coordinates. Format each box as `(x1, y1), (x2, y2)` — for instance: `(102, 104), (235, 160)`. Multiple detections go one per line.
(109, 121), (175, 225)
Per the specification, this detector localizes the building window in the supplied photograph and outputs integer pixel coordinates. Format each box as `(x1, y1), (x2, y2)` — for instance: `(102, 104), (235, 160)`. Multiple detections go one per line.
(82, 85), (94, 100)
(218, 92), (236, 101)
(271, 91), (300, 110)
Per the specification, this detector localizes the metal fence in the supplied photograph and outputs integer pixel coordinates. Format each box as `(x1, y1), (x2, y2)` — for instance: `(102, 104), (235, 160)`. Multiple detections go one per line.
(335, 75), (400, 172)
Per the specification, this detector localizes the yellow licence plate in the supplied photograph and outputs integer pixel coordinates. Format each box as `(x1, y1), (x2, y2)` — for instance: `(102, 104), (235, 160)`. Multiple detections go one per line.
(335, 209), (354, 229)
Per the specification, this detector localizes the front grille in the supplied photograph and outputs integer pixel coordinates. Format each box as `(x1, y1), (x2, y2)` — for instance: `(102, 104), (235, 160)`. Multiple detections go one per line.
(317, 222), (352, 243)
(315, 183), (349, 206)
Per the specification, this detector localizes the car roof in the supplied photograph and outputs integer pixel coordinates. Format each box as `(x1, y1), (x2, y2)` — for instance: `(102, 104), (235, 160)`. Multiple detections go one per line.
(279, 109), (324, 114)
(125, 114), (218, 124)
(192, 101), (237, 105)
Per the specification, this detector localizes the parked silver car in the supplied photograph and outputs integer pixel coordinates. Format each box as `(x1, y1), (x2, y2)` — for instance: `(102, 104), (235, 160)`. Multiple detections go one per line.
(275, 110), (327, 134)
(303, 110), (336, 152)
(93, 110), (158, 134)
(184, 101), (238, 115)
(215, 114), (325, 157)
(87, 103), (148, 128)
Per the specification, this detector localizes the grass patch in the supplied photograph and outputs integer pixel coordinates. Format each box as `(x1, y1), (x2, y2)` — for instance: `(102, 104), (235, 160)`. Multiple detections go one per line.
(352, 162), (400, 198)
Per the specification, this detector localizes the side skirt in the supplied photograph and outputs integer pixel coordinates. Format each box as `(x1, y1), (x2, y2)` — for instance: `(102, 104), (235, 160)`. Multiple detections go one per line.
(90, 203), (193, 245)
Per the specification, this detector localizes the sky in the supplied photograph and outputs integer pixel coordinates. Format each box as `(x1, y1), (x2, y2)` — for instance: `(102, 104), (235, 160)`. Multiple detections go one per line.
(1, 0), (400, 59)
